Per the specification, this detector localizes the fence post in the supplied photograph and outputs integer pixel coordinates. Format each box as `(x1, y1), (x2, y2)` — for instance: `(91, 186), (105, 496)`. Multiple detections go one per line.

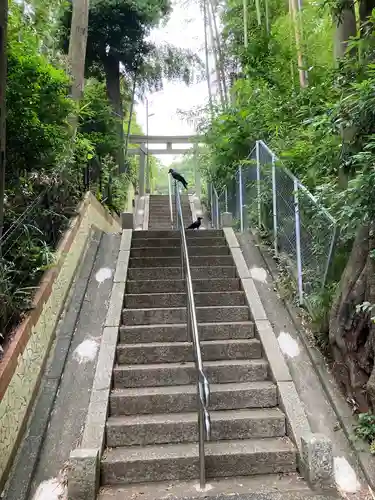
(271, 154), (278, 256)
(238, 166), (244, 232)
(294, 179), (303, 305)
(256, 141), (261, 228)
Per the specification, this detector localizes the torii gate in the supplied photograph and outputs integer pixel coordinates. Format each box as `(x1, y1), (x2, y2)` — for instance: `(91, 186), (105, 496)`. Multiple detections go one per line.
(127, 135), (203, 197)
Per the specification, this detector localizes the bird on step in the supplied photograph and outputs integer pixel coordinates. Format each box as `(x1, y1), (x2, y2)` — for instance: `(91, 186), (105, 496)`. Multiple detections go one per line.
(186, 217), (202, 230)
(168, 168), (188, 189)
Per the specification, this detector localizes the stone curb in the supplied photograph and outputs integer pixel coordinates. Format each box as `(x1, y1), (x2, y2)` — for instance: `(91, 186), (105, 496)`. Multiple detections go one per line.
(224, 227), (335, 490)
(243, 229), (375, 491)
(68, 229), (131, 500)
(134, 196), (145, 231)
(3, 231), (102, 500)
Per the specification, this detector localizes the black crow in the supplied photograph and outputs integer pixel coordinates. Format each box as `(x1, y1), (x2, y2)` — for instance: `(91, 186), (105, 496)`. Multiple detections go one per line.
(169, 168), (188, 189)
(187, 217), (203, 230)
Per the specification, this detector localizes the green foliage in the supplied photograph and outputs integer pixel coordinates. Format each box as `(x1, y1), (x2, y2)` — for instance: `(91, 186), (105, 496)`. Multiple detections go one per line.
(355, 413), (375, 452)
(6, 45), (73, 182)
(200, 0), (375, 342)
(60, 0), (201, 92)
(79, 78), (120, 158)
(1, 0), (155, 344)
(84, 0), (171, 72)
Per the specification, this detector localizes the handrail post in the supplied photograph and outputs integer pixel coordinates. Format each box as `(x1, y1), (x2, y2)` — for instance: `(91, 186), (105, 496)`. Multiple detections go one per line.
(238, 166), (244, 233)
(175, 187), (210, 489)
(215, 188), (219, 229)
(211, 187), (214, 228)
(168, 174), (173, 229)
(198, 406), (206, 488)
(175, 180), (179, 230)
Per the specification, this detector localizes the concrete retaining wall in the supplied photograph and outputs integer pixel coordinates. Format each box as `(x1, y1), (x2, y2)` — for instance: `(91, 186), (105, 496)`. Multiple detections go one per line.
(0, 192), (121, 489)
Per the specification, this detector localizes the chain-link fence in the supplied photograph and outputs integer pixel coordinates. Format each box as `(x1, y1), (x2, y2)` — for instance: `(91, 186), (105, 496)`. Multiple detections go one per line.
(211, 140), (337, 305)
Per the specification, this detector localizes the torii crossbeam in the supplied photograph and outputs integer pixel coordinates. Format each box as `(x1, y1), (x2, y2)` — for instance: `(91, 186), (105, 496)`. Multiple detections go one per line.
(127, 135), (203, 196)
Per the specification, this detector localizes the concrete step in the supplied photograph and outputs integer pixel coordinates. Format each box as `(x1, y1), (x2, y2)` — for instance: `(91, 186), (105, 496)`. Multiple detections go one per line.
(148, 209), (182, 212)
(131, 238), (226, 248)
(122, 306), (250, 325)
(127, 267), (236, 280)
(119, 321), (255, 343)
(126, 278), (242, 294)
(150, 202), (190, 205)
(113, 359), (268, 388)
(124, 291), (246, 308)
(130, 246), (230, 257)
(150, 195), (189, 198)
(97, 474), (339, 500)
(106, 408), (286, 447)
(150, 201), (190, 205)
(129, 256), (234, 268)
(101, 437), (296, 484)
(132, 230), (223, 239)
(110, 381), (277, 416)
(150, 209), (191, 214)
(150, 216), (191, 221)
(116, 339), (261, 364)
(149, 213), (191, 219)
(148, 221), (192, 227)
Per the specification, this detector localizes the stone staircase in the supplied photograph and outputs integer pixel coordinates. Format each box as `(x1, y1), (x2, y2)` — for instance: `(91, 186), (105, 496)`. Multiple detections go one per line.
(99, 228), (300, 496)
(148, 194), (192, 230)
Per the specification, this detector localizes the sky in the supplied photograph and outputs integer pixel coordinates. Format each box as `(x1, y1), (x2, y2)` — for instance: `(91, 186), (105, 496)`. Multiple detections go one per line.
(135, 0), (210, 165)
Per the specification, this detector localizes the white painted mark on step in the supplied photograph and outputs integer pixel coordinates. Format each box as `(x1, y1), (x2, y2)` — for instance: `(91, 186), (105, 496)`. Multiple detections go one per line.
(72, 338), (99, 364)
(32, 478), (67, 500)
(95, 267), (112, 284)
(334, 456), (360, 493)
(193, 483), (213, 492)
(277, 331), (300, 358)
(250, 266), (267, 283)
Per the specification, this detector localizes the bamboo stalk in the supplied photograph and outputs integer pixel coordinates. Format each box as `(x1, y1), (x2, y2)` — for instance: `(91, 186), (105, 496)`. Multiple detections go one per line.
(255, 0), (262, 26)
(203, 0), (214, 116)
(243, 0), (249, 46)
(207, 0), (225, 107)
(288, 0), (296, 87)
(209, 0), (229, 106)
(290, 0), (307, 87)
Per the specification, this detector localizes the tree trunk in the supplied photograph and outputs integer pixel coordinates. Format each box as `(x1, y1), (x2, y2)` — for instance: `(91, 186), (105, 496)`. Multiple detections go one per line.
(104, 51), (124, 174)
(124, 70), (137, 167)
(329, 223), (375, 412)
(333, 0), (357, 59)
(68, 0), (89, 136)
(0, 0), (7, 241)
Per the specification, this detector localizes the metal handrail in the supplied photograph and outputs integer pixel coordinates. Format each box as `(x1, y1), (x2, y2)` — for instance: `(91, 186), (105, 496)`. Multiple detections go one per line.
(168, 174), (174, 229)
(174, 181), (211, 489)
